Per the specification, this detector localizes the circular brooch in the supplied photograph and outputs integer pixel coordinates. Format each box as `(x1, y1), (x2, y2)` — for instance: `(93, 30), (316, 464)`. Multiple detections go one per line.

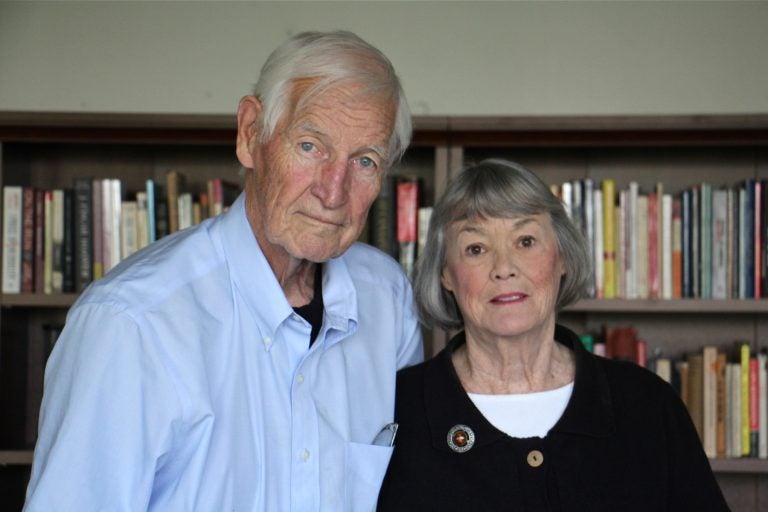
(447, 424), (475, 453)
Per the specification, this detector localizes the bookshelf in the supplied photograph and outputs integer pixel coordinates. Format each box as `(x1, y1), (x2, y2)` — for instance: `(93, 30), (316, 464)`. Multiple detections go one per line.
(1, 112), (767, 511)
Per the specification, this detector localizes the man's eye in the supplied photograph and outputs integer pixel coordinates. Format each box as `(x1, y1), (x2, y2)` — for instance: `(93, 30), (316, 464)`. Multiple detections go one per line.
(299, 142), (315, 152)
(359, 156), (375, 168)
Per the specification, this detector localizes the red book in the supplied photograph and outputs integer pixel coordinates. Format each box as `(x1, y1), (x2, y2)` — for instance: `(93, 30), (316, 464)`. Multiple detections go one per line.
(750, 356), (760, 456)
(754, 181), (762, 298)
(21, 187), (35, 293)
(396, 177), (420, 277)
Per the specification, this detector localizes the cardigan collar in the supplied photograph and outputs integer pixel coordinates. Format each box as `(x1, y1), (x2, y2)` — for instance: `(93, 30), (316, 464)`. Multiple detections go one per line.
(423, 324), (615, 453)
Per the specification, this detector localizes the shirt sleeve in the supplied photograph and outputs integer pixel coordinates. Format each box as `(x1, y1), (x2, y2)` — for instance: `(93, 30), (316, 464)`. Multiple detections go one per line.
(24, 302), (182, 511)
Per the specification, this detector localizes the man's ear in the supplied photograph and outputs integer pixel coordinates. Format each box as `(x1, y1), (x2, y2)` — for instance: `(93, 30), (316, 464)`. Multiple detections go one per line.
(236, 95), (263, 169)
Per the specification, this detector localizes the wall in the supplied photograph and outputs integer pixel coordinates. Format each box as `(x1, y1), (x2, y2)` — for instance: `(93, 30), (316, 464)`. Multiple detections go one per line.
(1, 1), (767, 117)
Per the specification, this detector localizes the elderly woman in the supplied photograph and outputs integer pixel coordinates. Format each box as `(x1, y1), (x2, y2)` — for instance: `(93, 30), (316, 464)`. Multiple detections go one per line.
(377, 159), (728, 511)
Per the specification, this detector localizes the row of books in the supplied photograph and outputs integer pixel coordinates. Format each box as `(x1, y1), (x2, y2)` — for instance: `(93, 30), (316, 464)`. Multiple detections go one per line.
(362, 174), (432, 279)
(582, 326), (768, 459)
(554, 178), (768, 300)
(1, 174), (240, 294)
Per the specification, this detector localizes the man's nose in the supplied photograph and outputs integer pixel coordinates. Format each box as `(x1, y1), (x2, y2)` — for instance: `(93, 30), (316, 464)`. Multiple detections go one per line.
(313, 158), (350, 208)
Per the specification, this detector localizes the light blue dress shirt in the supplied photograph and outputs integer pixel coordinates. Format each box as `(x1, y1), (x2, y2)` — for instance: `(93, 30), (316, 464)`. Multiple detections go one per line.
(24, 193), (423, 511)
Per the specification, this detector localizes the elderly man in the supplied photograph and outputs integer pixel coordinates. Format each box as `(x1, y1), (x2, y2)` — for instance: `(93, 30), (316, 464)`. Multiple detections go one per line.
(24, 31), (423, 511)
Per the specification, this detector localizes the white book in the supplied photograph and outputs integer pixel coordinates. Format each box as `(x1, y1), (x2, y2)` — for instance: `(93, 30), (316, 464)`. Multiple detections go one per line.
(655, 357), (671, 383)
(593, 189), (604, 298)
(178, 192), (193, 230)
(583, 179), (595, 297)
(110, 179), (123, 271)
(2, 186), (23, 293)
(561, 181), (573, 220)
(661, 194), (673, 299)
(121, 201), (139, 260)
(417, 206), (432, 263)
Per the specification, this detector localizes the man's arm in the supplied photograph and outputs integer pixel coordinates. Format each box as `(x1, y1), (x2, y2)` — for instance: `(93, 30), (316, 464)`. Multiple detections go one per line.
(24, 304), (180, 511)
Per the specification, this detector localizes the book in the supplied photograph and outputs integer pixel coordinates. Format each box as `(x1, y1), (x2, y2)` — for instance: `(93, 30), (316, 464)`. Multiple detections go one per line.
(671, 197), (682, 298)
(396, 176), (420, 279)
(370, 175), (398, 258)
(92, 178), (104, 280)
(749, 355), (759, 457)
(635, 194), (648, 299)
(702, 345), (718, 458)
(754, 180), (762, 298)
(34, 189), (45, 293)
(647, 191), (660, 299)
(62, 189), (75, 293)
(121, 200), (139, 259)
(73, 177), (93, 292)
(21, 186), (35, 293)
(593, 188), (604, 298)
(43, 190), (54, 294)
(759, 350), (767, 459)
(661, 193), (673, 299)
(681, 189), (692, 297)
(699, 183), (712, 299)
(136, 191), (150, 250)
(601, 180), (616, 298)
(687, 352), (704, 442)
(711, 188), (728, 299)
(417, 206), (432, 263)
(51, 189), (64, 293)
(715, 352), (727, 458)
(2, 185), (23, 293)
(740, 342), (751, 455)
(604, 325), (638, 363)
(165, 170), (187, 234)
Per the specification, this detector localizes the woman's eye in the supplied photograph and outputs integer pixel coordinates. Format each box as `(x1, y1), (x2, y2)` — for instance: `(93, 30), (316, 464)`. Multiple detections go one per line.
(519, 236), (535, 248)
(465, 244), (484, 256)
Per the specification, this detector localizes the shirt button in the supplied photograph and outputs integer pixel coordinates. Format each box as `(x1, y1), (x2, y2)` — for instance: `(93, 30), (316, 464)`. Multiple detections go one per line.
(263, 336), (272, 346)
(527, 449), (544, 468)
(301, 449), (310, 461)
(297, 374), (305, 384)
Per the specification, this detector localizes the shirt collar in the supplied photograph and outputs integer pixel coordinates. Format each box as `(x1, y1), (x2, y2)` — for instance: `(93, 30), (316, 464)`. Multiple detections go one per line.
(214, 193), (359, 343)
(423, 324), (614, 452)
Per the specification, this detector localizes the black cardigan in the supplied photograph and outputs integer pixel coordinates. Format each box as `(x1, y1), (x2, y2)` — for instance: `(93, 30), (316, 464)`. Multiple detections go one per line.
(377, 325), (729, 511)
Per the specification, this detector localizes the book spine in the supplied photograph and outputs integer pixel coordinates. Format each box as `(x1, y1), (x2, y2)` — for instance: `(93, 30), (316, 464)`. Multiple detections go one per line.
(750, 355), (759, 457)
(62, 189), (75, 293)
(602, 180), (616, 298)
(34, 189), (45, 293)
(396, 177), (420, 279)
(73, 177), (93, 292)
(43, 191), (53, 294)
(51, 189), (64, 293)
(741, 343), (751, 456)
(145, 179), (157, 243)
(593, 189), (604, 299)
(21, 186), (35, 293)
(2, 186), (23, 293)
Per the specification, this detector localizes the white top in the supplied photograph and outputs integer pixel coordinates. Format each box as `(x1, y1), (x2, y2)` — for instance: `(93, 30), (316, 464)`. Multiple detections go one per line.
(468, 382), (574, 438)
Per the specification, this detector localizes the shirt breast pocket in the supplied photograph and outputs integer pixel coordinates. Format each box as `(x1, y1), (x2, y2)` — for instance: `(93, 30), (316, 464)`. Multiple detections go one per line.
(344, 441), (394, 511)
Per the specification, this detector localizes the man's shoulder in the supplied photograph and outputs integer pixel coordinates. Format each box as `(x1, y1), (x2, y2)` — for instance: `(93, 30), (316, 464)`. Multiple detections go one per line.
(77, 221), (226, 312)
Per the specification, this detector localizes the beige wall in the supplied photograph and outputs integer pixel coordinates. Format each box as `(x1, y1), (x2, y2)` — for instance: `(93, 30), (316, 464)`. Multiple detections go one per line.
(1, 1), (767, 117)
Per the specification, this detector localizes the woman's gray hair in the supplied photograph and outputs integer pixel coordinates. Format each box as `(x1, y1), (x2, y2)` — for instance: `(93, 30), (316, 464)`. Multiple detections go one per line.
(253, 30), (412, 167)
(415, 159), (592, 331)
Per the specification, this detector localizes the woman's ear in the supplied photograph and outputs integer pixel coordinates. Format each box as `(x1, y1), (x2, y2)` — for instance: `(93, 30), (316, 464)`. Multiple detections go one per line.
(440, 267), (454, 293)
(235, 95), (263, 169)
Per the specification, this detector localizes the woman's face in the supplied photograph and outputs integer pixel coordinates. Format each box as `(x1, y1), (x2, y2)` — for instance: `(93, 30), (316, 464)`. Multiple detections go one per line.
(441, 213), (565, 344)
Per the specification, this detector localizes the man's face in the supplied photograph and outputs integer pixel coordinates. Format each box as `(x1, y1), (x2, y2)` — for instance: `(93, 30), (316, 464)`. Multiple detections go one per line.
(238, 83), (395, 264)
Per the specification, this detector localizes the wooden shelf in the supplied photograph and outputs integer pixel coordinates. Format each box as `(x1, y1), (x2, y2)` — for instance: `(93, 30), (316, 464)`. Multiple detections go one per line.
(0, 450), (33, 466)
(1, 293), (78, 308)
(566, 299), (768, 314)
(709, 458), (768, 474)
